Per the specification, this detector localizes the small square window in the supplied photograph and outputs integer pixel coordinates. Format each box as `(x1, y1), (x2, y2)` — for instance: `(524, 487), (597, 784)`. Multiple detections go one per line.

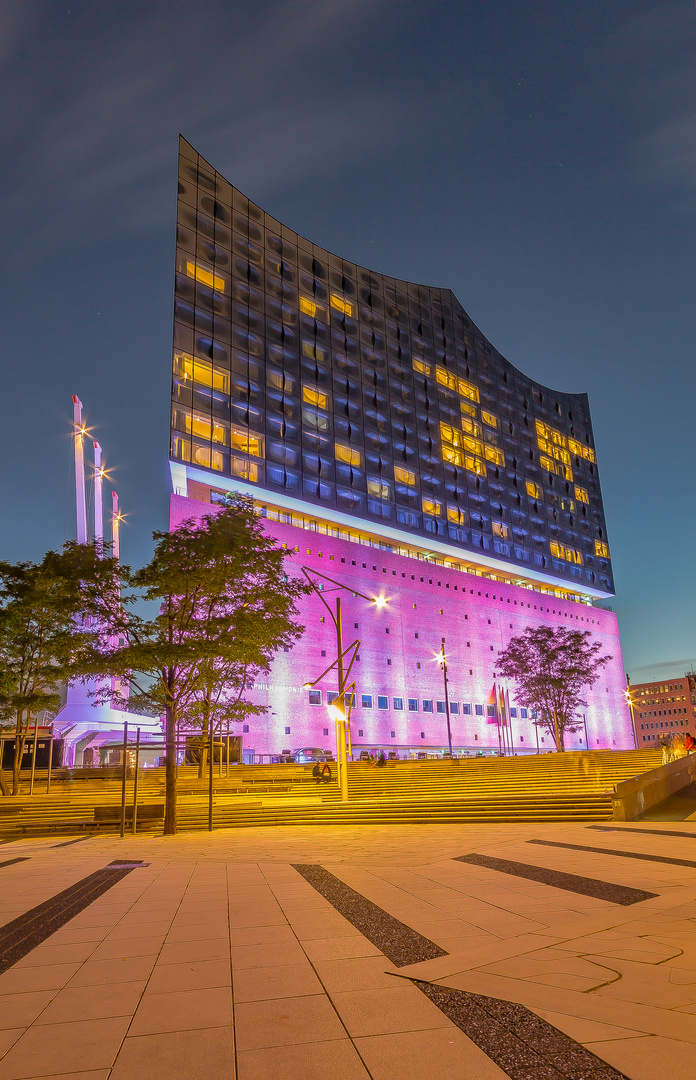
(436, 701), (446, 713)
(520, 708), (528, 719)
(377, 695), (389, 709)
(358, 729), (364, 737)
(308, 690), (322, 706)
(323, 727), (329, 736)
(462, 704), (471, 715)
(475, 705), (484, 716)
(242, 724), (249, 733)
(284, 726), (291, 735)
(487, 705), (496, 717)
(510, 708), (517, 718)
(390, 730), (395, 738)
(393, 697), (403, 710)
(327, 691), (338, 705)
(361, 695), (373, 709)
(450, 702), (459, 714)
(423, 700), (433, 713)
(408, 698), (419, 712)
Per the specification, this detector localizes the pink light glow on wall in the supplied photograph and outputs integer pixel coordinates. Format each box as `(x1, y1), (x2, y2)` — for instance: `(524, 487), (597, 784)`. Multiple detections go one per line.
(171, 494), (633, 757)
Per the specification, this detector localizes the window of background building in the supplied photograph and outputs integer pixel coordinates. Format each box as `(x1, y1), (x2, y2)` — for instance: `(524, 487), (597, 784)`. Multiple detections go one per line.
(361, 695), (373, 709)
(408, 698), (419, 711)
(308, 690), (322, 706)
(377, 695), (389, 709)
(393, 697), (403, 710)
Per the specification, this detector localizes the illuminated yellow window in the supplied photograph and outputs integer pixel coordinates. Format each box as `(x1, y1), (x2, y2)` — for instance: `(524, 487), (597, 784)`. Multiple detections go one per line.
(541, 455), (573, 481)
(574, 486), (589, 503)
(299, 296), (317, 317)
(447, 504), (463, 524)
(231, 456), (258, 482)
(173, 353), (229, 393)
(481, 411), (497, 428)
(412, 358), (431, 376)
(464, 454), (486, 476)
(460, 400), (477, 417)
(461, 415), (481, 436)
(538, 437), (570, 465)
(302, 385), (328, 409)
(436, 366), (458, 391)
(457, 377), (480, 403)
(330, 294), (353, 316)
(536, 419), (567, 448)
(595, 540), (609, 558)
(230, 428), (264, 457)
(462, 434), (484, 456)
(550, 541), (565, 559)
(492, 522), (509, 538)
(422, 497), (442, 516)
(367, 477), (391, 500)
(189, 413), (212, 440)
(551, 541), (583, 565)
(442, 446), (463, 466)
(192, 442), (211, 468)
(186, 261), (225, 293)
(526, 481), (541, 499)
(335, 442), (361, 466)
(484, 445), (504, 467)
(568, 437), (596, 463)
(394, 465), (416, 486)
(211, 420), (229, 446)
(440, 422), (462, 448)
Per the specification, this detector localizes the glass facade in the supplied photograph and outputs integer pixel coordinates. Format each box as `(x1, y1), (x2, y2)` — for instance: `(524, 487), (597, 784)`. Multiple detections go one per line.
(171, 136), (613, 596)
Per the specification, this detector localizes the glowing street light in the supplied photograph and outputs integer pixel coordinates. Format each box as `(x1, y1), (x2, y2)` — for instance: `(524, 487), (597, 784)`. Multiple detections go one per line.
(436, 637), (453, 756)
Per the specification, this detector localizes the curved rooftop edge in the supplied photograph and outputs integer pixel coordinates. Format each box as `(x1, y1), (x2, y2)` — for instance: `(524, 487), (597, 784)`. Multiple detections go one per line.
(170, 135), (613, 600)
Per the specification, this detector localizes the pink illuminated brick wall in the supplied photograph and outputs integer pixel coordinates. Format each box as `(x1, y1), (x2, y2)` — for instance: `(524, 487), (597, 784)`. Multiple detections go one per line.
(171, 494), (633, 757)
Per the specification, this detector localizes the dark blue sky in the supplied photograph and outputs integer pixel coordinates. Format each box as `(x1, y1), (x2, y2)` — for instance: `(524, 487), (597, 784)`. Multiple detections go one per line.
(1, 1), (694, 680)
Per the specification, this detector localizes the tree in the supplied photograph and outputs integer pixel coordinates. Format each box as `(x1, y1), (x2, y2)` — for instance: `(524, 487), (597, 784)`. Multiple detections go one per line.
(496, 625), (611, 751)
(0, 544), (120, 795)
(81, 498), (308, 834)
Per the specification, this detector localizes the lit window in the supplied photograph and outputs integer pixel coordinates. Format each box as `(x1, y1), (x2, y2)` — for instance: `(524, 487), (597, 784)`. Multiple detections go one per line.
(538, 436), (571, 465)
(303, 386), (329, 409)
(442, 445), (463, 466)
(595, 540), (609, 558)
(481, 411), (497, 428)
(462, 434), (484, 456)
(185, 261), (225, 293)
(422, 497), (442, 516)
(550, 541), (583, 565)
(447, 504), (464, 524)
(394, 465), (416, 485)
(173, 352), (229, 393)
(308, 690), (322, 705)
(492, 522), (509, 538)
(575, 486), (589, 503)
(231, 456), (259, 482)
(377, 695), (389, 710)
(568, 437), (596, 463)
(526, 481), (541, 499)
(457, 377), (479, 402)
(464, 454), (486, 476)
(540, 455), (573, 481)
(299, 296), (317, 317)
(435, 366), (458, 391)
(536, 419), (567, 448)
(460, 400), (477, 417)
(440, 422), (462, 448)
(335, 442), (361, 466)
(330, 294), (353, 316)
(230, 427), (264, 457)
(461, 415), (481, 436)
(301, 341), (326, 361)
(484, 445), (505, 467)
(412, 358), (432, 376)
(361, 695), (373, 709)
(367, 477), (391, 500)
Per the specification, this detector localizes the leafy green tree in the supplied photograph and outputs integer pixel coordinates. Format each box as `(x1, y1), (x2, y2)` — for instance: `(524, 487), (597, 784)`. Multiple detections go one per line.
(0, 544), (120, 795)
(81, 498), (308, 834)
(496, 625), (611, 751)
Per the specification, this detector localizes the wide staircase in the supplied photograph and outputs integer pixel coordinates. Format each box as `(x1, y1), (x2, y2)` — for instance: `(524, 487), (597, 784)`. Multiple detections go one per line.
(0, 750), (662, 833)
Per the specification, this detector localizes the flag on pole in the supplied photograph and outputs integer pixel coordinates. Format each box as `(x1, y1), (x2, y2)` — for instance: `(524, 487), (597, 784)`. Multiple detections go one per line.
(498, 685), (506, 728)
(486, 683), (498, 724)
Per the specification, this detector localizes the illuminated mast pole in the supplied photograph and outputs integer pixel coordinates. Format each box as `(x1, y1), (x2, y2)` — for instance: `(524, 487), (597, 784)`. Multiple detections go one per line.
(93, 442), (103, 549)
(72, 396), (88, 544)
(111, 491), (120, 561)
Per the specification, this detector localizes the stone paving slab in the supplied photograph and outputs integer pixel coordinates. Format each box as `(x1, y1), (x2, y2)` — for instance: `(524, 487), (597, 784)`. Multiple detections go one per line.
(0, 820), (693, 1077)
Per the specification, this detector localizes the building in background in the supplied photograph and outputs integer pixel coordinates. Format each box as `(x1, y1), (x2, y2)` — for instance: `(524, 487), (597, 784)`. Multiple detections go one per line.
(169, 136), (633, 758)
(630, 673), (696, 746)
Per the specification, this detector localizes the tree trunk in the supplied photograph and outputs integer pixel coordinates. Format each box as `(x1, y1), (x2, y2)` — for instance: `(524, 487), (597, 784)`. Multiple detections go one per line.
(198, 715), (209, 779)
(12, 713), (28, 796)
(553, 709), (564, 752)
(164, 700), (177, 835)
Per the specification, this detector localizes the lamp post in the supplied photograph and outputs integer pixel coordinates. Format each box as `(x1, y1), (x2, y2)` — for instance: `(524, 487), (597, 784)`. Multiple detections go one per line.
(302, 568), (386, 802)
(625, 675), (638, 749)
(436, 638), (453, 757)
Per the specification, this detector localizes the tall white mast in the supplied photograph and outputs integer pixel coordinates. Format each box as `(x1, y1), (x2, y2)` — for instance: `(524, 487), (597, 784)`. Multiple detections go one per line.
(111, 491), (120, 561)
(93, 441), (103, 548)
(72, 395), (88, 545)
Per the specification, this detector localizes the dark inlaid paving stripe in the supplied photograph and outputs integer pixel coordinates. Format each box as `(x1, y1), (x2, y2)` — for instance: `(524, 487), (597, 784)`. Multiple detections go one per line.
(529, 838), (696, 869)
(0, 858), (29, 870)
(292, 863), (446, 966)
(455, 853), (657, 905)
(294, 863), (631, 1079)
(0, 860), (146, 974)
(589, 824), (696, 841)
(417, 982), (631, 1080)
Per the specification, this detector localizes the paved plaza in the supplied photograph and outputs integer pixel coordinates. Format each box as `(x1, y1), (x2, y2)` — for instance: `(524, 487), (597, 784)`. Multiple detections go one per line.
(0, 820), (695, 1079)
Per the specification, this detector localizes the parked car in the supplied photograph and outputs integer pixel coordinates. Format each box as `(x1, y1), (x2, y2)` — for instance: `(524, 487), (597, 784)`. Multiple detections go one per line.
(291, 747), (334, 764)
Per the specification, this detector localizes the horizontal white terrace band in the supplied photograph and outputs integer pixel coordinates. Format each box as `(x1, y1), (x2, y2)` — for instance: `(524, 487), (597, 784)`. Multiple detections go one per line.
(170, 461), (612, 600)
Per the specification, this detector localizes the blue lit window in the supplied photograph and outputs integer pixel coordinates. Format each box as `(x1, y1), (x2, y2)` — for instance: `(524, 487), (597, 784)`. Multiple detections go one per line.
(475, 705), (484, 716)
(423, 700), (433, 713)
(361, 695), (373, 709)
(408, 698), (419, 712)
(393, 697), (404, 710)
(308, 690), (322, 706)
(377, 696), (389, 710)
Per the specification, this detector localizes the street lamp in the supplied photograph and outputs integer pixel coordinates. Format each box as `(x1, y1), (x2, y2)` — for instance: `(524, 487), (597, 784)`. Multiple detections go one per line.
(435, 638), (453, 756)
(302, 567), (387, 801)
(625, 674), (638, 749)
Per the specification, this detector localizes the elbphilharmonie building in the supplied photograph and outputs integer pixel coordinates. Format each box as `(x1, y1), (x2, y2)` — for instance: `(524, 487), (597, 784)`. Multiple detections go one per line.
(169, 136), (632, 758)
